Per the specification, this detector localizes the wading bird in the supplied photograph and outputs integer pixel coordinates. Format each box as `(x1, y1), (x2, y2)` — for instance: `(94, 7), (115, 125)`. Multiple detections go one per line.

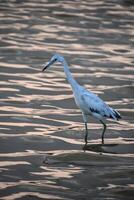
(42, 54), (121, 144)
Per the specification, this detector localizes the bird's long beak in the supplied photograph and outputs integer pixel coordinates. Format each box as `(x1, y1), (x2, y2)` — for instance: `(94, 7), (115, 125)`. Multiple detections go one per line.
(42, 59), (56, 72)
(42, 61), (51, 72)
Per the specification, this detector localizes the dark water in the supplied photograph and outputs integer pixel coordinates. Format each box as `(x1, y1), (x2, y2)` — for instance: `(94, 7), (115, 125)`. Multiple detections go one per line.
(0, 0), (134, 199)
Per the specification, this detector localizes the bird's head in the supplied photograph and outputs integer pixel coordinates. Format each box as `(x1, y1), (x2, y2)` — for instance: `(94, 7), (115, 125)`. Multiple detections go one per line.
(42, 54), (64, 71)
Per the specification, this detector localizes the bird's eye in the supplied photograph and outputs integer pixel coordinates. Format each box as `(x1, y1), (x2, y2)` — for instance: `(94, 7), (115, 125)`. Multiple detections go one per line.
(54, 58), (57, 61)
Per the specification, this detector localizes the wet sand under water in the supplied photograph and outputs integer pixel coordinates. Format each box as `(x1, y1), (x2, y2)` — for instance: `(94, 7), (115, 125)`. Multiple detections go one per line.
(0, 0), (134, 199)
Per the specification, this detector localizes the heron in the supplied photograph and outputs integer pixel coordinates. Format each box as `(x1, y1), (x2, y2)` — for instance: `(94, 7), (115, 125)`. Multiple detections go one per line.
(42, 54), (121, 144)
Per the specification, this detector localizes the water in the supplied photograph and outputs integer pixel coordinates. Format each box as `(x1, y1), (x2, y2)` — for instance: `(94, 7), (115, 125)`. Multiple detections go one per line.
(0, 0), (134, 199)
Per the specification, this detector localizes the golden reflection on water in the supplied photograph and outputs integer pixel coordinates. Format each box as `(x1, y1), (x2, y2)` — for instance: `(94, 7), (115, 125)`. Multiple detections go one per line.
(33, 165), (83, 178)
(2, 192), (63, 200)
(0, 161), (30, 167)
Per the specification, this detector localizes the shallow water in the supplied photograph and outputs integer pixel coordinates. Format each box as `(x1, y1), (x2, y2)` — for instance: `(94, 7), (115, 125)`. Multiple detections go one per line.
(0, 0), (134, 199)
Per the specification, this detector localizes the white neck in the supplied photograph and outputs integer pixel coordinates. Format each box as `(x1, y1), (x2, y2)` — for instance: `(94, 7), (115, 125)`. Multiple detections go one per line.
(62, 59), (79, 90)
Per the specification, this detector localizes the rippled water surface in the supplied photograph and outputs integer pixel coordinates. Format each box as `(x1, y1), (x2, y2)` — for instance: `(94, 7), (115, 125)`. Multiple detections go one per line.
(0, 0), (134, 199)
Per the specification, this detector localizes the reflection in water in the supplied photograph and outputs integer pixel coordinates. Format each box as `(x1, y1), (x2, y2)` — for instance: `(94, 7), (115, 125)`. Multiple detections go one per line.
(0, 0), (134, 199)
(83, 143), (119, 154)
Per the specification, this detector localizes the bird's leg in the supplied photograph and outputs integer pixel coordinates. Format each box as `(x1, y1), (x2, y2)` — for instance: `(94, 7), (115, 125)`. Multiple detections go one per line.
(84, 122), (88, 144)
(82, 113), (88, 144)
(100, 120), (107, 144)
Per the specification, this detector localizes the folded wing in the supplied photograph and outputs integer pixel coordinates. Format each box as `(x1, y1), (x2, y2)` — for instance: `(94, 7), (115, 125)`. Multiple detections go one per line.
(81, 90), (121, 120)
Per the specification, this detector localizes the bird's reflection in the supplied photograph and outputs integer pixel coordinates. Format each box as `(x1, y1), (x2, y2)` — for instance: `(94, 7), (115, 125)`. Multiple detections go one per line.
(83, 143), (118, 154)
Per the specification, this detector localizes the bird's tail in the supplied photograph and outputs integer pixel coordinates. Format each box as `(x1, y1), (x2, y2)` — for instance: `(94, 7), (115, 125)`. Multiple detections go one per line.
(112, 109), (122, 120)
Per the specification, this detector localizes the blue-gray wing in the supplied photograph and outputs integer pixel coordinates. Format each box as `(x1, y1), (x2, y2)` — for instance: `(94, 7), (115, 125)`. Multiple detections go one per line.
(81, 91), (121, 120)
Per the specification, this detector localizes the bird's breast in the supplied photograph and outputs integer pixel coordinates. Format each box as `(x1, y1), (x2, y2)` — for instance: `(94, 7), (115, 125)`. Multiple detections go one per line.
(73, 92), (91, 114)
